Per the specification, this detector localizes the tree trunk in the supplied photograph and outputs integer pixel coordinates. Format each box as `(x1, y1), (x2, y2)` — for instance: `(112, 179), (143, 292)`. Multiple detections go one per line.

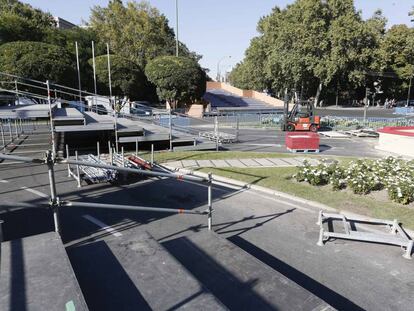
(314, 82), (322, 107)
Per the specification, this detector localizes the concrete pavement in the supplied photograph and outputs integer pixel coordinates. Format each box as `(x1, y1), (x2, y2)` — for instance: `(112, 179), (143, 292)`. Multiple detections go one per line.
(1, 159), (413, 310)
(164, 157), (320, 169)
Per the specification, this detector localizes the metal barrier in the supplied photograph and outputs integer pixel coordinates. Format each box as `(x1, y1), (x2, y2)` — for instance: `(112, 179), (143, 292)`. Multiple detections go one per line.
(317, 211), (413, 259)
(0, 151), (215, 235)
(321, 116), (414, 130)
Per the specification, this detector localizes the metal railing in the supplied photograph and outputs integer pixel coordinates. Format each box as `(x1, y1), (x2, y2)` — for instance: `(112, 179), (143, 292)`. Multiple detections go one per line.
(321, 116), (414, 130)
(0, 151), (215, 240)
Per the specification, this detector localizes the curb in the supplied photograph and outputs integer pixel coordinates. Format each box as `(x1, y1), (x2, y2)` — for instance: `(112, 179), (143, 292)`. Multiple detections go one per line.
(164, 165), (414, 237)
(163, 165), (335, 212)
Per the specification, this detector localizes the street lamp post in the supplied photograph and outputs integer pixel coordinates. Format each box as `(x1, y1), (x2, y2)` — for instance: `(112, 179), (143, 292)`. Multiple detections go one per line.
(175, 0), (179, 57)
(216, 56), (231, 82)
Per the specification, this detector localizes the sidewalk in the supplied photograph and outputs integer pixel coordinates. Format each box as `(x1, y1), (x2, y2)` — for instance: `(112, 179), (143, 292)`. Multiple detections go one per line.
(163, 157), (319, 169)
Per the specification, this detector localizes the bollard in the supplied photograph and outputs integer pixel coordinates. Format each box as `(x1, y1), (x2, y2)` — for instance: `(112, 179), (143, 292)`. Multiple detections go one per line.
(122, 146), (125, 167)
(151, 144), (154, 164)
(46, 151), (60, 234)
(207, 172), (213, 231)
(75, 151), (81, 188)
(97, 141), (100, 159)
(135, 138), (139, 156)
(110, 148), (114, 166)
(66, 144), (70, 177)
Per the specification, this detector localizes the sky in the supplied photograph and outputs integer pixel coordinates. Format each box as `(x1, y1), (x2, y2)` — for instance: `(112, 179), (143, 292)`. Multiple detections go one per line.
(22, 0), (414, 79)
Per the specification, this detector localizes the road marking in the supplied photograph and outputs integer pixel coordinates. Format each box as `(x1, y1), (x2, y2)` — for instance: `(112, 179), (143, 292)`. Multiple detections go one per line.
(82, 214), (122, 237)
(0, 179), (8, 183)
(21, 186), (49, 198)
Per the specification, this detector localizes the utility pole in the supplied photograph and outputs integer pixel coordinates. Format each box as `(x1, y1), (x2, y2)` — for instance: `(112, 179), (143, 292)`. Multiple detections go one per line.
(92, 41), (97, 95)
(46, 80), (56, 157)
(107, 43), (118, 152)
(75, 41), (82, 103)
(175, 0), (179, 57)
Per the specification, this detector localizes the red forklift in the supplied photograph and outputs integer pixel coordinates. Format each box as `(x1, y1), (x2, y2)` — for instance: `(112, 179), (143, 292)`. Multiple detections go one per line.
(281, 99), (320, 132)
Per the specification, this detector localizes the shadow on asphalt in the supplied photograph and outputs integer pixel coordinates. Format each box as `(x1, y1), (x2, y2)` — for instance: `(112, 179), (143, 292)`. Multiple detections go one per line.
(68, 240), (151, 311)
(227, 235), (364, 311)
(163, 236), (275, 310)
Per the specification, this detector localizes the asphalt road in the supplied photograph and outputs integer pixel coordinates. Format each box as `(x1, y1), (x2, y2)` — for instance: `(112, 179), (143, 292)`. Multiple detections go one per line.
(221, 127), (391, 158)
(1, 159), (413, 310)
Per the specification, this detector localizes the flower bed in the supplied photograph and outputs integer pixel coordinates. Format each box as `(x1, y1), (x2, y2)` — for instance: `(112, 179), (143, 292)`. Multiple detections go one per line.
(294, 157), (414, 205)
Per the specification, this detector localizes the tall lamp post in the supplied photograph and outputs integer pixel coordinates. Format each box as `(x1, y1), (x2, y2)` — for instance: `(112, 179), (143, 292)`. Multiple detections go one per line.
(216, 56), (231, 82)
(175, 0), (179, 57)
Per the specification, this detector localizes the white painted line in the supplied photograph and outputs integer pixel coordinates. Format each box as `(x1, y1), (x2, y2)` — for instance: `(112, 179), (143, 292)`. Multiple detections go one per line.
(0, 179), (8, 183)
(82, 214), (122, 237)
(21, 186), (49, 198)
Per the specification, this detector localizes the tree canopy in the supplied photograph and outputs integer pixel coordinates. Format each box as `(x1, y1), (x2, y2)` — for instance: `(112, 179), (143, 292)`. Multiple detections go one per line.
(0, 41), (75, 85)
(0, 0), (55, 44)
(230, 0), (413, 104)
(89, 0), (199, 68)
(91, 54), (154, 101)
(145, 56), (206, 108)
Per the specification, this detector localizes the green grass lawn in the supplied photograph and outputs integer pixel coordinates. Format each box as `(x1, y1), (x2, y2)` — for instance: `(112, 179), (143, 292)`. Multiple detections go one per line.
(197, 166), (414, 230)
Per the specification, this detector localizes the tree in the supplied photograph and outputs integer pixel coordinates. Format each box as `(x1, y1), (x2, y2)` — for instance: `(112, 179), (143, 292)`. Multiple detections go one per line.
(91, 54), (153, 101)
(89, 0), (199, 69)
(0, 0), (55, 44)
(145, 56), (206, 108)
(0, 41), (76, 95)
(230, 0), (387, 105)
(377, 24), (414, 99)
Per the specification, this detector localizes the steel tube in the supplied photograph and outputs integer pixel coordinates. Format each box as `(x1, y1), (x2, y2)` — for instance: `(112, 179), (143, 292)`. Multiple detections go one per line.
(8, 121), (12, 141)
(0, 123), (5, 149)
(151, 144), (154, 164)
(66, 144), (70, 177)
(46, 151), (59, 233)
(169, 109), (173, 151)
(0, 219), (3, 268)
(0, 152), (43, 163)
(46, 80), (56, 157)
(208, 172), (213, 230)
(75, 151), (81, 188)
(60, 158), (208, 183)
(62, 201), (207, 215)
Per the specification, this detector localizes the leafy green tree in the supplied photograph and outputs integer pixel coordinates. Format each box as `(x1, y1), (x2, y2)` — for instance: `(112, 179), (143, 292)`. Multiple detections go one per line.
(145, 56), (206, 108)
(0, 41), (75, 84)
(230, 0), (387, 105)
(91, 54), (153, 101)
(46, 27), (105, 92)
(89, 0), (199, 69)
(0, 41), (76, 102)
(0, 0), (55, 44)
(377, 24), (414, 99)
